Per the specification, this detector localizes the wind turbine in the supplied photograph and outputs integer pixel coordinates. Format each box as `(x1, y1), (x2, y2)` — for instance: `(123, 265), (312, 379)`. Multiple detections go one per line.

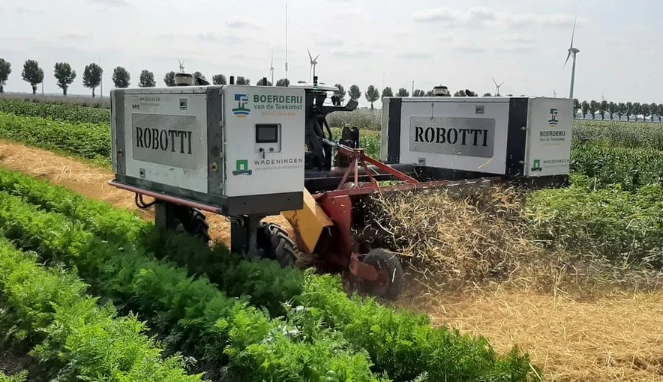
(492, 77), (504, 96)
(307, 49), (319, 83)
(178, 59), (185, 73)
(270, 52), (274, 85)
(564, 17), (580, 99)
(553, 89), (557, 97)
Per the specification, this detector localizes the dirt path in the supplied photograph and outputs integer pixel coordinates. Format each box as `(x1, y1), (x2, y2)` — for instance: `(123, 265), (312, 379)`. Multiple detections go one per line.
(0, 140), (292, 246)
(1, 139), (663, 381)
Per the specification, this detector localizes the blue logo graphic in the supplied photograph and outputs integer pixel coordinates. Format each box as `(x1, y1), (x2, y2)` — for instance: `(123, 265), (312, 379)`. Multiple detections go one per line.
(548, 108), (558, 127)
(232, 94), (250, 118)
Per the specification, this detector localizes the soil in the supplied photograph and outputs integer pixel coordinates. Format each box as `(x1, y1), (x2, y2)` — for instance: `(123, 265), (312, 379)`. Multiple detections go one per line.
(1, 139), (663, 381)
(0, 140), (293, 246)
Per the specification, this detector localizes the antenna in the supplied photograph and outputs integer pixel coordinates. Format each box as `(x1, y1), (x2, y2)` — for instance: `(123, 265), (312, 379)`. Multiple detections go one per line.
(307, 48), (320, 83)
(492, 77), (504, 96)
(285, 2), (289, 86)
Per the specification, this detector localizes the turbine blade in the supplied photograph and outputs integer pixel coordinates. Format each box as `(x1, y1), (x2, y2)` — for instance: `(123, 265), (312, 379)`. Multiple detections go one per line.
(308, 49), (312, 62)
(492, 77), (497, 86)
(570, 16), (577, 48)
(314, 54), (320, 61)
(563, 50), (571, 68)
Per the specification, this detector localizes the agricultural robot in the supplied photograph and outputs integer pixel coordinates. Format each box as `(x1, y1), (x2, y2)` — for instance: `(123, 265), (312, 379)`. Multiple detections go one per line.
(108, 74), (573, 300)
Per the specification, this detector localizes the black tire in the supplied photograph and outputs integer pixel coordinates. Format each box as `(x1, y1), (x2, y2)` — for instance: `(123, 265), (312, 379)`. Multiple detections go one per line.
(359, 248), (403, 300)
(256, 222), (297, 267)
(173, 208), (211, 244)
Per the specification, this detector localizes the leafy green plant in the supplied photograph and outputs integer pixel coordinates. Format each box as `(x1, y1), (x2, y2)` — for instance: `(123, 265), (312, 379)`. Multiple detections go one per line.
(0, 370), (27, 382)
(0, 166), (540, 382)
(0, 238), (204, 382)
(0, 191), (386, 382)
(0, 98), (110, 124)
(0, 112), (110, 163)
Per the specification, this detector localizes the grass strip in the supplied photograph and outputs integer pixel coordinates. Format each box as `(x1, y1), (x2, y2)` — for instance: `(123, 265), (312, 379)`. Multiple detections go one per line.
(0, 237), (204, 382)
(0, 166), (539, 381)
(0, 190), (385, 382)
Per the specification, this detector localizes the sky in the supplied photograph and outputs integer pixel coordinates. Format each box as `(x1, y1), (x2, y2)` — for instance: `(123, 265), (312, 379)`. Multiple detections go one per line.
(0, 0), (661, 108)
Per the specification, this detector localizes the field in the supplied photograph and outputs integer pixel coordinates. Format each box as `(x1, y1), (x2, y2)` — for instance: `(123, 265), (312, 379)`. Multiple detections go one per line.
(0, 95), (662, 381)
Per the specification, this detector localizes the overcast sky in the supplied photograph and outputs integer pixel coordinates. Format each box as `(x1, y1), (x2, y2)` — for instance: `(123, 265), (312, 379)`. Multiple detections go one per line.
(1, 0), (660, 108)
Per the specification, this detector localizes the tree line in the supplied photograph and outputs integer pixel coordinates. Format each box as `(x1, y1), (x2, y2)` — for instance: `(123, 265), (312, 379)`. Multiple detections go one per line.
(573, 99), (663, 122)
(2, 58), (661, 120)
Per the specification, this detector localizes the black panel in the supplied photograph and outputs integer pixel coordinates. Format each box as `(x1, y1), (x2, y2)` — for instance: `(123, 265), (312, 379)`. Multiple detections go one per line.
(386, 97), (402, 163)
(505, 98), (529, 176)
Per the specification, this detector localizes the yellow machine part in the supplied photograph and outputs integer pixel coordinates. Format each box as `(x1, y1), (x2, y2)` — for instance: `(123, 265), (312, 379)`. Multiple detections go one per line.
(281, 189), (333, 254)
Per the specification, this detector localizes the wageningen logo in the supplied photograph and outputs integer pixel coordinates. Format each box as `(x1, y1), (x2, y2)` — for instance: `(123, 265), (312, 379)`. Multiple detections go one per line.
(548, 108), (558, 127)
(232, 159), (252, 176)
(232, 94), (250, 118)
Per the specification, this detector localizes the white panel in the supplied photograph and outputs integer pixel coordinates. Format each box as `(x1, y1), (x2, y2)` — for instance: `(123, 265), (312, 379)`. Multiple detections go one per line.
(122, 90), (210, 194)
(524, 98), (573, 176)
(398, 97), (511, 175)
(223, 85), (306, 197)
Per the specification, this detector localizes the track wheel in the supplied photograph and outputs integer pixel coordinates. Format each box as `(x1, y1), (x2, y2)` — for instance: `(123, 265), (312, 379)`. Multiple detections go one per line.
(359, 248), (403, 300)
(173, 208), (211, 244)
(256, 222), (297, 267)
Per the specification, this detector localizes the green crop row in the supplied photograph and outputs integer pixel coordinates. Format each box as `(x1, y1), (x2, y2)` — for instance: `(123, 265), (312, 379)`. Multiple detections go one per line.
(0, 112), (110, 163)
(0, 370), (26, 382)
(0, 191), (385, 382)
(0, 238), (203, 382)
(0, 167), (539, 381)
(573, 120), (663, 149)
(526, 174), (663, 267)
(570, 142), (663, 192)
(0, 99), (111, 125)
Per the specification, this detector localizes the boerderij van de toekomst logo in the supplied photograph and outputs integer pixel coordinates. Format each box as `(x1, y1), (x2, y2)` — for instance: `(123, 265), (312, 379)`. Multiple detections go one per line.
(233, 93), (304, 118)
(539, 108), (566, 142)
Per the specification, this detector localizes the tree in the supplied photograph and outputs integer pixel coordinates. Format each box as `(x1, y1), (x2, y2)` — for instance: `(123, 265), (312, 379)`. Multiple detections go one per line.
(453, 89), (466, 96)
(0, 59), (11, 93)
(626, 102), (633, 121)
(381, 86), (393, 98)
(277, 78), (290, 87)
(396, 88), (409, 97)
(573, 99), (581, 118)
(193, 71), (206, 82)
(413, 89), (425, 97)
(607, 102), (617, 120)
(297, 80), (306, 84)
(641, 103), (650, 122)
(365, 85), (380, 110)
(598, 100), (608, 120)
(212, 74), (227, 85)
(82, 63), (103, 97)
(588, 100), (598, 119)
(236, 76), (250, 85)
(658, 104), (663, 123)
(256, 78), (272, 86)
(425, 91), (434, 96)
(348, 84), (361, 100)
(581, 100), (590, 118)
(633, 102), (642, 121)
(22, 59), (44, 95)
(53, 62), (76, 96)
(139, 70), (156, 87)
(483, 92), (492, 97)
(617, 103), (626, 120)
(164, 71), (176, 86)
(112, 66), (130, 88)
(333, 83), (345, 103)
